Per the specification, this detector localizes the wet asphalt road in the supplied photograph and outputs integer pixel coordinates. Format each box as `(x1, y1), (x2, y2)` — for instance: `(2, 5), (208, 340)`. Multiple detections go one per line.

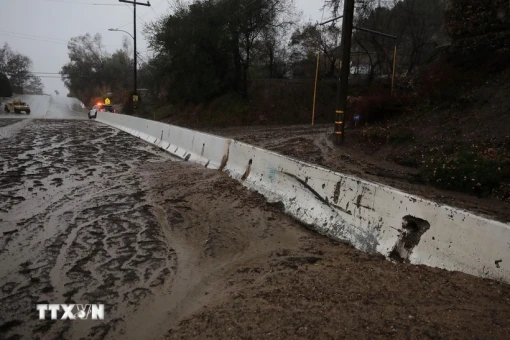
(1, 95), (86, 119)
(0, 96), (179, 338)
(0, 117), (179, 339)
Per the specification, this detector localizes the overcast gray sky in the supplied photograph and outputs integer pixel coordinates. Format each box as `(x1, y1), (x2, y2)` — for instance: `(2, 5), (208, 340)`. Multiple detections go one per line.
(0, 0), (325, 95)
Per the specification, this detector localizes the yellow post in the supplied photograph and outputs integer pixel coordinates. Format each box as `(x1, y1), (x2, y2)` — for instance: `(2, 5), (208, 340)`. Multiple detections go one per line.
(391, 45), (397, 96)
(312, 52), (320, 126)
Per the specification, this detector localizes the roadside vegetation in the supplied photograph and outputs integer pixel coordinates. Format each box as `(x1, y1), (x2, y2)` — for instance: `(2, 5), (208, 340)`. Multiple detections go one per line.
(59, 0), (510, 201)
(0, 43), (44, 95)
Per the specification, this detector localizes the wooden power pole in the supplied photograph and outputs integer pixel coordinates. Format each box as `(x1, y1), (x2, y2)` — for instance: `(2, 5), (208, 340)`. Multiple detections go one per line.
(334, 0), (355, 145)
(118, 0), (151, 110)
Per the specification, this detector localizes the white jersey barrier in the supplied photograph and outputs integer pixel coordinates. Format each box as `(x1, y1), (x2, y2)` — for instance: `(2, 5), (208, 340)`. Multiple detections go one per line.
(96, 112), (510, 283)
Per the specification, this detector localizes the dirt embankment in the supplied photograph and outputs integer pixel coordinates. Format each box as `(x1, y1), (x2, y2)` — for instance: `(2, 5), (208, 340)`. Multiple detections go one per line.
(154, 78), (337, 127)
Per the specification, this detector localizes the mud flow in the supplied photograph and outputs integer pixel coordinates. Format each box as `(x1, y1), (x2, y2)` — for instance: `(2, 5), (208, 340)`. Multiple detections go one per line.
(1, 119), (509, 339)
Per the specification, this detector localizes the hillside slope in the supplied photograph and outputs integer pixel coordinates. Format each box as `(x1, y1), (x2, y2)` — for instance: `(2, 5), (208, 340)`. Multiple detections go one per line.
(204, 33), (510, 221)
(156, 32), (510, 220)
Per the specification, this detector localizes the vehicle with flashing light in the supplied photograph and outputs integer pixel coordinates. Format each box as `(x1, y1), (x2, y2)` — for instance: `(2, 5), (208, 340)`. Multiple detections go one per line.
(88, 103), (116, 119)
(4, 98), (30, 114)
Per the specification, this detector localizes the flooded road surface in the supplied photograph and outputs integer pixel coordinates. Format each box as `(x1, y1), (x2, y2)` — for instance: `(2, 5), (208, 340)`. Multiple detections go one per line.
(0, 119), (178, 339)
(1, 119), (510, 339)
(1, 95), (86, 119)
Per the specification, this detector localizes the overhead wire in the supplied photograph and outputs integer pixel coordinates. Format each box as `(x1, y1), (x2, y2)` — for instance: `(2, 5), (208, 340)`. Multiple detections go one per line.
(320, 0), (326, 23)
(45, 0), (99, 4)
(115, 0), (169, 29)
(116, 0), (163, 29)
(0, 29), (68, 44)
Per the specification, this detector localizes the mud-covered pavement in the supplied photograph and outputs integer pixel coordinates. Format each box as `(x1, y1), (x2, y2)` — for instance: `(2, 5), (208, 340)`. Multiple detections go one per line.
(1, 119), (510, 339)
(0, 118), (178, 339)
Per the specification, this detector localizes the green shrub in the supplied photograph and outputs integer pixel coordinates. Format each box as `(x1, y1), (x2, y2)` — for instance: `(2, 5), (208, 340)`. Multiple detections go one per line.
(421, 148), (508, 197)
(445, 0), (510, 40)
(395, 155), (420, 168)
(389, 129), (415, 144)
(351, 93), (415, 124)
(360, 126), (389, 144)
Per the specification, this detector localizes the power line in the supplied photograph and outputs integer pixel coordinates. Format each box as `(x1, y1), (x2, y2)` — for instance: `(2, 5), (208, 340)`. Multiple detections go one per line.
(320, 0), (327, 23)
(0, 29), (68, 44)
(45, 0), (124, 5)
(0, 30), (119, 47)
(31, 72), (61, 74)
(0, 33), (67, 45)
(115, 2), (150, 29)
(45, 0), (98, 4)
(116, 0), (165, 29)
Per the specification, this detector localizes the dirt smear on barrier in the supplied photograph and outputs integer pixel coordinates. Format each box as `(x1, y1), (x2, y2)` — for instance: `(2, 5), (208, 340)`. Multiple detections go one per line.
(1, 120), (510, 339)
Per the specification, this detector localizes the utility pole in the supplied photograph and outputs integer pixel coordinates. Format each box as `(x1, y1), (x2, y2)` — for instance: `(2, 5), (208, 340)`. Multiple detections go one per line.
(319, 6), (398, 144)
(118, 0), (150, 110)
(334, 0), (355, 145)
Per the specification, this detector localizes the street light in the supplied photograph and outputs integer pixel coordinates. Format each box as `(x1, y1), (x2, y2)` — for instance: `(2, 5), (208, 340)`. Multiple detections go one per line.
(108, 27), (137, 109)
(108, 28), (134, 41)
(109, 0), (151, 111)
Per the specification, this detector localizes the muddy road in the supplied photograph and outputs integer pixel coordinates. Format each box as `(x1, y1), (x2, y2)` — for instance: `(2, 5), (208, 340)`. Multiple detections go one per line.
(1, 95), (86, 120)
(1, 119), (509, 339)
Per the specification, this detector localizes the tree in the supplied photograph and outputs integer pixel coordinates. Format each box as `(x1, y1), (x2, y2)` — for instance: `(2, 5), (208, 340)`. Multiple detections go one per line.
(0, 72), (13, 97)
(55, 90), (59, 95)
(291, 23), (341, 78)
(146, 0), (235, 102)
(0, 43), (14, 76)
(323, 0), (447, 77)
(61, 33), (133, 105)
(324, 0), (344, 17)
(251, 16), (294, 79)
(0, 43), (44, 94)
(60, 33), (106, 104)
(226, 0), (295, 93)
(24, 75), (44, 95)
(445, 0), (509, 40)
(145, 0), (295, 101)
(7, 54), (32, 92)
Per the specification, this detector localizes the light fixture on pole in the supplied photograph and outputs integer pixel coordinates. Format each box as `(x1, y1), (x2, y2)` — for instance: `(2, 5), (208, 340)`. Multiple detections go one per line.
(108, 28), (134, 41)
(116, 0), (151, 110)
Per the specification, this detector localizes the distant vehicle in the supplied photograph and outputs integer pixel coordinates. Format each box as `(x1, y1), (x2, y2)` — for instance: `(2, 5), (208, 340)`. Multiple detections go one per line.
(88, 103), (117, 119)
(4, 98), (30, 114)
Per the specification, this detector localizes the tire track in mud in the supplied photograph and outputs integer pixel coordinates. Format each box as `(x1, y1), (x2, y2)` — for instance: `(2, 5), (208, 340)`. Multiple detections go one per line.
(0, 119), (23, 128)
(0, 119), (178, 339)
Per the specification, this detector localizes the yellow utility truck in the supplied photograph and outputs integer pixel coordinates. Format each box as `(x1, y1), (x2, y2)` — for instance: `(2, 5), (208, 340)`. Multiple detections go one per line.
(4, 98), (31, 114)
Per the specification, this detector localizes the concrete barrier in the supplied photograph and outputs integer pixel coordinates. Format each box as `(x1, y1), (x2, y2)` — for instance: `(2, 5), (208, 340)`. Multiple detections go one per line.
(96, 113), (229, 169)
(96, 112), (510, 284)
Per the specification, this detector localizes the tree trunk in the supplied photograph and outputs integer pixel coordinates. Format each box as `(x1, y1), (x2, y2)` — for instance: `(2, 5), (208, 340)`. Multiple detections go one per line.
(231, 32), (242, 92)
(243, 57), (249, 96)
(269, 50), (274, 78)
(328, 58), (336, 78)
